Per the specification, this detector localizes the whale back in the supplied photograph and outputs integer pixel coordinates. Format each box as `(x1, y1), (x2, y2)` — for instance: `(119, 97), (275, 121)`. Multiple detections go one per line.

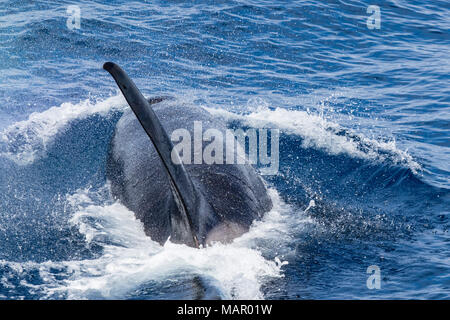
(107, 100), (272, 245)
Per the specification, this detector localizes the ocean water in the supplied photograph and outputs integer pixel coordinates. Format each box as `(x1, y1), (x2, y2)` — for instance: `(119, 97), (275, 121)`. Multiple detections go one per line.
(0, 0), (449, 299)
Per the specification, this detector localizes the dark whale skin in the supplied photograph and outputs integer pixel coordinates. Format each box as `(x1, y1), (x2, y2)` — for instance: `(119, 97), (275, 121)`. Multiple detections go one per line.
(107, 100), (272, 246)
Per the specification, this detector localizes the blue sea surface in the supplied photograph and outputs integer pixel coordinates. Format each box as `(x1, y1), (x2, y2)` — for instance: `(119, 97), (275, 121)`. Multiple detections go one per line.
(0, 0), (449, 299)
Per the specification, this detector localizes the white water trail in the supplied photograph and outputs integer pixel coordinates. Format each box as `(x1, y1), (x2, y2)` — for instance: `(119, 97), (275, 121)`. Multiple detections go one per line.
(1, 187), (305, 300)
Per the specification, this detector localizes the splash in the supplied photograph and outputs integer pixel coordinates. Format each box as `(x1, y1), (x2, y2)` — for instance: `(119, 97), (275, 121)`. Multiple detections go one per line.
(0, 94), (126, 165)
(1, 187), (299, 300)
(203, 105), (421, 173)
(0, 93), (420, 173)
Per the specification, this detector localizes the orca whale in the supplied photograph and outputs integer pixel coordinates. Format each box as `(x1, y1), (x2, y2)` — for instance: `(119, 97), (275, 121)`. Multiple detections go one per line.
(103, 62), (272, 248)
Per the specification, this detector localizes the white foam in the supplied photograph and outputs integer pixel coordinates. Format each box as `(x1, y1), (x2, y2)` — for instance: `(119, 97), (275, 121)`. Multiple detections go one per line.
(1, 187), (301, 300)
(0, 94), (126, 165)
(203, 105), (421, 173)
(0, 92), (419, 172)
(63, 188), (296, 299)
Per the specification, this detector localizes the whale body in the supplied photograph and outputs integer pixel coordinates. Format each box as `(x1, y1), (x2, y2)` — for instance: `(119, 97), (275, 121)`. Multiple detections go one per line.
(104, 62), (272, 247)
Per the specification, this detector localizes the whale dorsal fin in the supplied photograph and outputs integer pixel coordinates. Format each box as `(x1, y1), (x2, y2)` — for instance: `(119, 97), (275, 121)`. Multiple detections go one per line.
(104, 62), (200, 248)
